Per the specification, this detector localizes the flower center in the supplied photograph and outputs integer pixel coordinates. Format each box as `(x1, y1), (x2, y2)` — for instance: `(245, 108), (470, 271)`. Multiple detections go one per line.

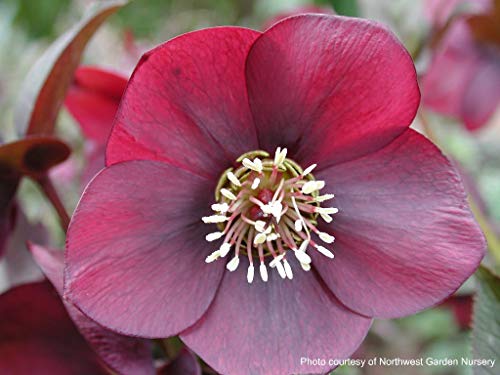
(202, 148), (338, 283)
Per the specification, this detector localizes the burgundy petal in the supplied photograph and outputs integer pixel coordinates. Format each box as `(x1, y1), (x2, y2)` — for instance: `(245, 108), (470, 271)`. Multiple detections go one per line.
(64, 66), (127, 145)
(313, 129), (485, 318)
(245, 14), (419, 167)
(65, 160), (225, 337)
(30, 243), (154, 375)
(157, 348), (201, 375)
(0, 281), (108, 375)
(181, 257), (371, 375)
(461, 57), (500, 130)
(107, 27), (261, 178)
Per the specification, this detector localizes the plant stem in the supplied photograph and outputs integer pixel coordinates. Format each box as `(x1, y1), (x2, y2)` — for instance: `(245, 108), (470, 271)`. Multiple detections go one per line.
(36, 175), (70, 232)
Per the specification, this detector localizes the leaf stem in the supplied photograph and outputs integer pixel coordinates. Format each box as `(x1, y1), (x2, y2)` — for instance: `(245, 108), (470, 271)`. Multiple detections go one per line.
(36, 175), (70, 232)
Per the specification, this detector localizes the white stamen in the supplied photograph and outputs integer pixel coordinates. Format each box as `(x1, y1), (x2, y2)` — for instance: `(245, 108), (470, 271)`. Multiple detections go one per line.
(320, 213), (333, 223)
(269, 253), (285, 268)
(220, 188), (237, 201)
(254, 220), (266, 232)
(253, 158), (263, 172)
(301, 180), (325, 194)
(318, 232), (335, 244)
(283, 259), (293, 279)
(271, 201), (283, 221)
(262, 201), (283, 221)
(247, 264), (255, 283)
(202, 215), (228, 224)
(294, 248), (311, 264)
(298, 240), (309, 253)
(205, 250), (221, 263)
(315, 207), (339, 215)
(226, 256), (240, 271)
(219, 243), (232, 257)
(300, 262), (311, 271)
(294, 219), (303, 232)
(251, 178), (261, 190)
(242, 158), (263, 173)
(275, 261), (286, 279)
(315, 194), (335, 202)
(266, 233), (279, 241)
(274, 147), (287, 167)
(227, 172), (241, 187)
(302, 164), (317, 176)
(253, 232), (267, 245)
(315, 245), (335, 259)
(211, 203), (229, 213)
(260, 262), (268, 282)
(205, 232), (224, 242)
(204, 147), (338, 283)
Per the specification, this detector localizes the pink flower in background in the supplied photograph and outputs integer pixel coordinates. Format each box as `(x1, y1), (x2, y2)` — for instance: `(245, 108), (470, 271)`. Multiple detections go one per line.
(423, 0), (500, 131)
(64, 15), (485, 374)
(64, 66), (128, 186)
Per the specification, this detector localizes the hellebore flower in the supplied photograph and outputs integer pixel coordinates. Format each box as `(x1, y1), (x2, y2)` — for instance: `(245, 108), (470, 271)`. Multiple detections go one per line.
(64, 66), (128, 185)
(422, 0), (500, 131)
(65, 15), (485, 375)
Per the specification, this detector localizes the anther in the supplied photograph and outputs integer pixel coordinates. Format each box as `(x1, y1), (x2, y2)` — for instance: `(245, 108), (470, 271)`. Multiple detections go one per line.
(219, 243), (232, 257)
(251, 178), (261, 190)
(315, 207), (339, 215)
(274, 147), (287, 167)
(315, 244), (335, 259)
(205, 250), (221, 263)
(283, 259), (293, 279)
(206, 232), (225, 242)
(202, 215), (228, 224)
(318, 232), (335, 244)
(301, 180), (325, 194)
(227, 171), (242, 187)
(220, 188), (237, 201)
(294, 248), (312, 264)
(247, 264), (255, 283)
(226, 256), (240, 271)
(211, 203), (229, 213)
(302, 164), (317, 176)
(260, 262), (268, 282)
(315, 194), (335, 202)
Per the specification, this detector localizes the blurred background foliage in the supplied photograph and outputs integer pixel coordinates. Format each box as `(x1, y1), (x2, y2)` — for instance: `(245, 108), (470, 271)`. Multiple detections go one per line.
(0, 0), (498, 374)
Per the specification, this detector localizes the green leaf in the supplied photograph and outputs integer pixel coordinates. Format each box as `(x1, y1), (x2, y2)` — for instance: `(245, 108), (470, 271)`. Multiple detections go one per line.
(13, 0), (128, 136)
(8, 0), (70, 39)
(472, 266), (500, 375)
(319, 0), (359, 17)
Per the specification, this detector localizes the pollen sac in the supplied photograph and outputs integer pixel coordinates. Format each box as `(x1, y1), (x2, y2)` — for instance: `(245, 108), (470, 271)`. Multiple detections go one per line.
(202, 148), (339, 283)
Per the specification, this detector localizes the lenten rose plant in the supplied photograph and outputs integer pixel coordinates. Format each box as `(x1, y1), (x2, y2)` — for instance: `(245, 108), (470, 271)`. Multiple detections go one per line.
(423, 0), (500, 131)
(64, 14), (485, 374)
